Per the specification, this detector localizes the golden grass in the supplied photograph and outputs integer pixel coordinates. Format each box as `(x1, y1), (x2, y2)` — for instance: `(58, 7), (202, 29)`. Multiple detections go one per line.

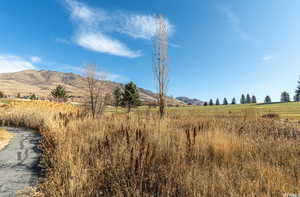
(0, 102), (300, 196)
(0, 128), (14, 150)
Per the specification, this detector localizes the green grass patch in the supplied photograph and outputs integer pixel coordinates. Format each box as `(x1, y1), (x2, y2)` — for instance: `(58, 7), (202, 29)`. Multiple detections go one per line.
(111, 102), (300, 120)
(0, 99), (12, 104)
(167, 102), (300, 120)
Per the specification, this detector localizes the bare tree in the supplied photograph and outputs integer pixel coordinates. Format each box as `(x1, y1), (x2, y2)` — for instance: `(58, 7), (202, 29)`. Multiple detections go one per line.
(84, 64), (108, 118)
(153, 14), (169, 118)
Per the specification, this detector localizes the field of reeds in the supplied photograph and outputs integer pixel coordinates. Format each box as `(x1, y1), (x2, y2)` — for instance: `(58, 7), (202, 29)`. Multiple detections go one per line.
(0, 101), (300, 197)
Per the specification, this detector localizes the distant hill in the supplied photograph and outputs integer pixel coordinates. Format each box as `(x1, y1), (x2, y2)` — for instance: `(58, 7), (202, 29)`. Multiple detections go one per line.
(176, 96), (204, 106)
(0, 70), (184, 105)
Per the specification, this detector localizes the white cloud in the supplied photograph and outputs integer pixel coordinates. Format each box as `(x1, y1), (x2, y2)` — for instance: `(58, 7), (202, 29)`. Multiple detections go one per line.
(98, 70), (120, 81)
(30, 56), (41, 63)
(263, 56), (273, 61)
(64, 0), (175, 57)
(0, 54), (36, 73)
(76, 32), (140, 58)
(65, 0), (140, 58)
(0, 53), (123, 81)
(115, 13), (174, 40)
(65, 0), (106, 24)
(55, 38), (72, 45)
(62, 65), (122, 81)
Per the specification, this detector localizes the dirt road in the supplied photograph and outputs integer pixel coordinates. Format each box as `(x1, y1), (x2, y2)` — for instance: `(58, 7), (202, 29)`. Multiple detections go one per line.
(0, 127), (41, 197)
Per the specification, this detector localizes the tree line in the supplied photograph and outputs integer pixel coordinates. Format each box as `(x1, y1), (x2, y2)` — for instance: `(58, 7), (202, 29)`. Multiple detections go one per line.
(203, 77), (300, 106)
(204, 94), (256, 106)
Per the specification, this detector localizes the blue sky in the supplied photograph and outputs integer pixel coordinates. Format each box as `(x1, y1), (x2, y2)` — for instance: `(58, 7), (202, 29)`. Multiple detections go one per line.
(0, 0), (300, 102)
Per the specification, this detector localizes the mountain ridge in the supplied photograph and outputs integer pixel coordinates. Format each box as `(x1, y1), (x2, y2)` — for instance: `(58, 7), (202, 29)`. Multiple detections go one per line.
(0, 70), (184, 105)
(176, 96), (204, 106)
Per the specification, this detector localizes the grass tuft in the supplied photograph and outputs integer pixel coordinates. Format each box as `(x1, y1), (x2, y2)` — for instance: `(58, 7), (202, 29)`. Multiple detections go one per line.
(0, 101), (299, 196)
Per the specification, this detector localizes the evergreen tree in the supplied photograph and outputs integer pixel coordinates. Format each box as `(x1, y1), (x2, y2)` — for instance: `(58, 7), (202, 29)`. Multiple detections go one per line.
(294, 95), (300, 102)
(280, 91), (290, 102)
(29, 93), (37, 100)
(122, 82), (140, 112)
(246, 94), (251, 104)
(295, 77), (300, 102)
(203, 102), (208, 106)
(251, 95), (257, 103)
(264, 96), (271, 103)
(17, 93), (21, 98)
(216, 98), (220, 105)
(113, 87), (123, 111)
(0, 91), (4, 98)
(231, 97), (236, 105)
(223, 98), (228, 105)
(51, 85), (68, 102)
(240, 94), (246, 104)
(209, 99), (214, 106)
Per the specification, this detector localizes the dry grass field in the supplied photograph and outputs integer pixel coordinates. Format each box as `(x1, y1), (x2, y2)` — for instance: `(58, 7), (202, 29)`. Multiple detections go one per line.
(0, 101), (300, 196)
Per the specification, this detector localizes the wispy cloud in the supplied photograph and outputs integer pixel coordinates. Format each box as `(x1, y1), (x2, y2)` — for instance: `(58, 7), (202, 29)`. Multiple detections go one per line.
(0, 53), (123, 81)
(30, 56), (42, 63)
(219, 7), (256, 43)
(169, 42), (181, 48)
(98, 70), (121, 81)
(263, 55), (273, 61)
(66, 0), (106, 25)
(64, 0), (174, 58)
(62, 65), (122, 81)
(0, 54), (37, 73)
(76, 32), (141, 58)
(55, 38), (72, 45)
(114, 13), (174, 40)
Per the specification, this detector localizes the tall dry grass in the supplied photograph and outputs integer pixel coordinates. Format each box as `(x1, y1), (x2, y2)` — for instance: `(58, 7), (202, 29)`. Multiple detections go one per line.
(0, 102), (299, 196)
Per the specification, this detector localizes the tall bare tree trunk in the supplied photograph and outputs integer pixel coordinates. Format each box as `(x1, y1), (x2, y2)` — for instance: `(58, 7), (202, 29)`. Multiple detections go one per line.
(153, 14), (169, 119)
(84, 64), (107, 119)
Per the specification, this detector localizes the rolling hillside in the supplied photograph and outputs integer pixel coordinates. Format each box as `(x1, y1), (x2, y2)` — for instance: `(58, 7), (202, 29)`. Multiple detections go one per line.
(0, 70), (184, 105)
(176, 96), (204, 106)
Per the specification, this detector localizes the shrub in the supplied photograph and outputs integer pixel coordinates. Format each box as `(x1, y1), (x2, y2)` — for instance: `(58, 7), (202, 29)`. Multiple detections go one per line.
(0, 91), (4, 98)
(261, 113), (280, 119)
(51, 85), (68, 102)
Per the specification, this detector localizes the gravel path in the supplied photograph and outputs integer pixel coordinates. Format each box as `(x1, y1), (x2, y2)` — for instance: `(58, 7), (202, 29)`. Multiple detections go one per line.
(0, 127), (41, 197)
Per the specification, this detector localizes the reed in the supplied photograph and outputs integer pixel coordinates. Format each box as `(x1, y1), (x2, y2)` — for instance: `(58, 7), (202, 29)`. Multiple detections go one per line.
(0, 102), (299, 196)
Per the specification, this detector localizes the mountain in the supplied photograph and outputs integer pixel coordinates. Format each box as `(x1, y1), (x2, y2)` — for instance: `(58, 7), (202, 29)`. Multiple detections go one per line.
(0, 70), (184, 105)
(176, 96), (204, 106)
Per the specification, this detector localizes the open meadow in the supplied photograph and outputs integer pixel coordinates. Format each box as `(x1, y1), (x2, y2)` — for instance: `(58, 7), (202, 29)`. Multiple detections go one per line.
(115, 102), (300, 120)
(172, 102), (300, 120)
(0, 100), (299, 196)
